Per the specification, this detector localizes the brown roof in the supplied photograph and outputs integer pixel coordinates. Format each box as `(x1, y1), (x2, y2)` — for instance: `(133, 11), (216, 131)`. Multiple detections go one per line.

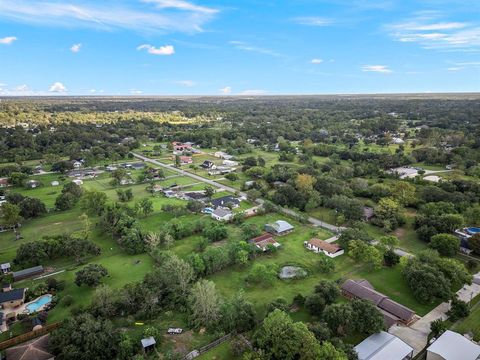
(378, 298), (415, 322)
(251, 233), (275, 243)
(341, 279), (387, 305)
(379, 308), (401, 328)
(341, 279), (416, 323)
(307, 239), (342, 254)
(6, 334), (53, 360)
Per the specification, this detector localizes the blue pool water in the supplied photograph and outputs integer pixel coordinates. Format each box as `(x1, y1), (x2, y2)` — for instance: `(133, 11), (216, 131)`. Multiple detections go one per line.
(26, 294), (52, 313)
(467, 227), (480, 234)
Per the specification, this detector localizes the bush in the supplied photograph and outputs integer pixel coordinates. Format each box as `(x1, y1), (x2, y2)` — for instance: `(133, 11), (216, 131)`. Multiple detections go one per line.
(62, 295), (74, 307)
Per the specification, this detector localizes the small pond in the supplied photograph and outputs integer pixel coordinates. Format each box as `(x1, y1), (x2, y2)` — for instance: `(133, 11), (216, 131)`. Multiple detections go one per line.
(279, 266), (307, 280)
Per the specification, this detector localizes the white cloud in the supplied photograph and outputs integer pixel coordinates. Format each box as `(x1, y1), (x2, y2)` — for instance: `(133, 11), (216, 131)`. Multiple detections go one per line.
(447, 67), (462, 71)
(362, 65), (392, 73)
(387, 13), (480, 51)
(293, 17), (332, 27)
(0, 1), (218, 34)
(311, 58), (323, 64)
(220, 86), (232, 95)
(137, 44), (175, 55)
(130, 89), (143, 95)
(49, 82), (67, 92)
(0, 36), (17, 44)
(70, 43), (82, 53)
(229, 41), (281, 57)
(15, 84), (30, 92)
(175, 80), (195, 87)
(142, 0), (218, 14)
(238, 89), (268, 95)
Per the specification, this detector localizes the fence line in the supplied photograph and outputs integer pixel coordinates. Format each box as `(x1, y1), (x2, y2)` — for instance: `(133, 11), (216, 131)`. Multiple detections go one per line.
(0, 322), (61, 351)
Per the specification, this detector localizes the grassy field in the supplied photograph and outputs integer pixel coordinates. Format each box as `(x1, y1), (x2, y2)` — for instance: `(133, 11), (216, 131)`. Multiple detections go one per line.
(451, 295), (480, 341)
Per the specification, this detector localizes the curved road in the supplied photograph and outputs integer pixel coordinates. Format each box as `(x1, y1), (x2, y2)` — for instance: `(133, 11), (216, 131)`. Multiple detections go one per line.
(132, 152), (343, 232)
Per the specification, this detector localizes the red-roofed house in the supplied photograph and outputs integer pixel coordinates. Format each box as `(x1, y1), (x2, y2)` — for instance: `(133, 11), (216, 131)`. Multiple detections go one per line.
(305, 239), (344, 258)
(250, 233), (281, 252)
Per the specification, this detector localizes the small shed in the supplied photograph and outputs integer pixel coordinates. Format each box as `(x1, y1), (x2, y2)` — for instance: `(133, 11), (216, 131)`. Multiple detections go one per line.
(264, 220), (294, 236)
(141, 336), (156, 353)
(51, 181), (59, 186)
(72, 179), (83, 186)
(1, 263), (11, 274)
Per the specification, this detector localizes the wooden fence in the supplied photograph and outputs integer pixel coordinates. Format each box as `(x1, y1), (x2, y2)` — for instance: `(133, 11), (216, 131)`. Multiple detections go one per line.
(0, 322), (61, 351)
(185, 333), (232, 359)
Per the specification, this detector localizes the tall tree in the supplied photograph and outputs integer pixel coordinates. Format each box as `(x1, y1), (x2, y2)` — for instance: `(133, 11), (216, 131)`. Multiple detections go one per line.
(189, 279), (221, 329)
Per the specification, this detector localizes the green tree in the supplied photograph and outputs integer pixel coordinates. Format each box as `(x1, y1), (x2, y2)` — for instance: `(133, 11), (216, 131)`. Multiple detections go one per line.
(80, 189), (107, 215)
(468, 233), (480, 255)
(448, 297), (470, 321)
(429, 234), (460, 257)
(137, 198), (153, 217)
(75, 264), (108, 287)
(189, 279), (221, 329)
(253, 310), (346, 360)
(204, 185), (215, 199)
(314, 280), (340, 304)
(0, 203), (23, 232)
(430, 319), (447, 338)
(49, 313), (118, 360)
(351, 299), (385, 334)
(323, 303), (353, 336)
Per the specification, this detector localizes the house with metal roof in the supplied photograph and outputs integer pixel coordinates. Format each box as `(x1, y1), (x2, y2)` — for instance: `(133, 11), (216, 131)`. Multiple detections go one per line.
(12, 266), (44, 282)
(426, 330), (480, 360)
(264, 220), (294, 236)
(354, 331), (414, 360)
(341, 279), (416, 328)
(141, 336), (157, 354)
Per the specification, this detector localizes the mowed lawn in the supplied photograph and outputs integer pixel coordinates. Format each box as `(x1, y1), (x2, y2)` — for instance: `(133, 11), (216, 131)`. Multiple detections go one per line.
(451, 295), (480, 341)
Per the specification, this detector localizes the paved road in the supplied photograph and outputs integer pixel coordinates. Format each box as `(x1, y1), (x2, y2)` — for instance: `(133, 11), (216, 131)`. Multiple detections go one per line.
(132, 152), (344, 233)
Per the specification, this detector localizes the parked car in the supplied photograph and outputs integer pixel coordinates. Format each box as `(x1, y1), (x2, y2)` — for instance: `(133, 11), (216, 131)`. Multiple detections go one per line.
(167, 328), (183, 335)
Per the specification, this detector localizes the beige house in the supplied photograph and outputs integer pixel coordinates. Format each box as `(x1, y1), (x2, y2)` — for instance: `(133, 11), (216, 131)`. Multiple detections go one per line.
(305, 239), (344, 258)
(0, 285), (25, 310)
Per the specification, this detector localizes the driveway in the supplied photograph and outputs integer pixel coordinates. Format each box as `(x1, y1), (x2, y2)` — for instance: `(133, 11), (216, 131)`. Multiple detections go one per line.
(389, 272), (480, 355)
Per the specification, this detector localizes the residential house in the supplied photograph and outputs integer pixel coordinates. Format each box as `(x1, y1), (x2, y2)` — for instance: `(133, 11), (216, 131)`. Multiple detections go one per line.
(131, 162), (146, 170)
(0, 178), (9, 187)
(341, 279), (416, 328)
(72, 179), (83, 186)
(12, 266), (44, 282)
(173, 156), (193, 165)
(392, 137), (405, 145)
(214, 151), (233, 160)
(162, 190), (176, 198)
(250, 233), (281, 252)
(223, 160), (239, 167)
(426, 330), (480, 360)
(5, 334), (54, 360)
(1, 263), (11, 274)
(72, 160), (83, 169)
(304, 239), (344, 258)
(201, 160), (216, 169)
(211, 195), (240, 209)
(211, 208), (233, 222)
(264, 220), (294, 236)
(151, 184), (163, 193)
(354, 331), (414, 360)
(120, 178), (134, 185)
(0, 285), (26, 309)
(184, 192), (208, 202)
(172, 142), (192, 152)
(141, 337), (157, 354)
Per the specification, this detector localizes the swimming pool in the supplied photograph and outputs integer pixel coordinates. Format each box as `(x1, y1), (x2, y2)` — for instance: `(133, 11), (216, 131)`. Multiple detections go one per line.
(466, 227), (480, 234)
(26, 294), (52, 313)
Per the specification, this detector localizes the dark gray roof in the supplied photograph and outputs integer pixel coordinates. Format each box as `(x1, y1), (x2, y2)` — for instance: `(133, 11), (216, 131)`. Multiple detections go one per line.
(0, 288), (25, 303)
(212, 208), (232, 218)
(378, 298), (415, 322)
(211, 196), (240, 208)
(12, 266), (43, 280)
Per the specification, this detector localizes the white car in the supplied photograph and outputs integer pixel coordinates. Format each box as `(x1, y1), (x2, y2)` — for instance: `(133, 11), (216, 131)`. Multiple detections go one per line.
(167, 328), (183, 335)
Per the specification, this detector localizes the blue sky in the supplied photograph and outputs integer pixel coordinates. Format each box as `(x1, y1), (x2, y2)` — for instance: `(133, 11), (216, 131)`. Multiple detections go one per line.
(0, 0), (479, 95)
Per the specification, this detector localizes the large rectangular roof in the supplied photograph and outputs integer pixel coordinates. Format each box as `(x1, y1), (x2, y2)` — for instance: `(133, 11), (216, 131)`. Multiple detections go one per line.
(354, 331), (413, 360)
(427, 330), (480, 360)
